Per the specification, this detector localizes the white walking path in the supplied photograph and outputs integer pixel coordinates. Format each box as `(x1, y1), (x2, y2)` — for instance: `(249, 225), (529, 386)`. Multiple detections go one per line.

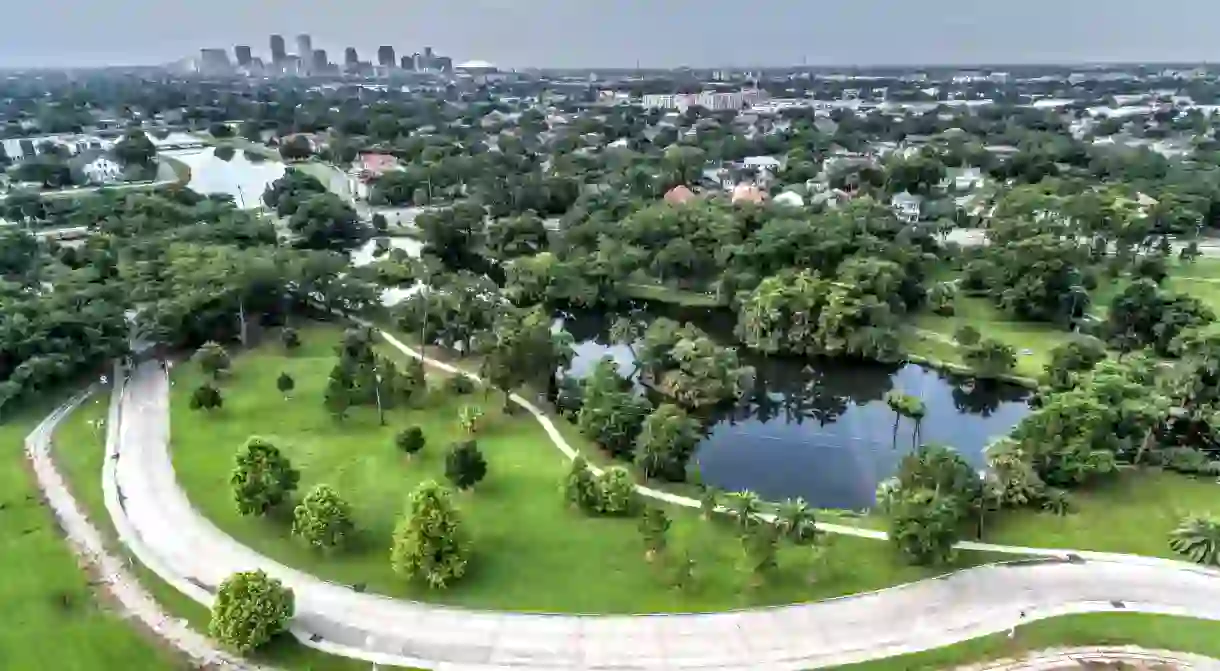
(25, 392), (270, 670)
(93, 327), (1220, 670)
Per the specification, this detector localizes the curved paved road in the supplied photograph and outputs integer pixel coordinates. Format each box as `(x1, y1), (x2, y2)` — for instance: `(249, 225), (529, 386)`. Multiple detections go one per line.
(107, 353), (1220, 670)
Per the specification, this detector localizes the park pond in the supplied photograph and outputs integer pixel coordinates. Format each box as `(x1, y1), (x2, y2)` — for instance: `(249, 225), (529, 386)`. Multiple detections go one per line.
(559, 308), (1032, 510)
(158, 146), (285, 207)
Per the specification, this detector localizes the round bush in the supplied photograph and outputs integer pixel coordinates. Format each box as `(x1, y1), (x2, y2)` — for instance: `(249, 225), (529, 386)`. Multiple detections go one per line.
(445, 375), (475, 396)
(444, 440), (487, 490)
(208, 570), (294, 653)
(291, 484), (354, 551)
(396, 426), (426, 456)
(596, 467), (640, 516)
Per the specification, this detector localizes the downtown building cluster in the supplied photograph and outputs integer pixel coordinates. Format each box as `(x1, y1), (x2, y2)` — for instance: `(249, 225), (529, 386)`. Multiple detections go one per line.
(196, 34), (454, 77)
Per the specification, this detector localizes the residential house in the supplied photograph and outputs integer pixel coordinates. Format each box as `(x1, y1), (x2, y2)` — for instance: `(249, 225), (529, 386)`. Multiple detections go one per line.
(347, 152), (402, 201)
(943, 167), (986, 193)
(774, 191), (805, 208)
(701, 167), (733, 191)
(83, 155), (124, 185)
(664, 185), (697, 205)
(813, 116), (839, 135)
(890, 192), (923, 224)
(731, 183), (767, 205)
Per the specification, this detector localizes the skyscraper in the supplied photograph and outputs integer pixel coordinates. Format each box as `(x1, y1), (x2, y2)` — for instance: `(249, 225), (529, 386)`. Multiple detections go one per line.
(199, 49), (232, 75)
(344, 47), (359, 67)
(400, 55), (412, 71)
(234, 45), (253, 67)
(269, 35), (286, 63)
(312, 49), (328, 73)
(378, 46), (396, 68)
(410, 52), (423, 71)
(295, 34), (312, 59)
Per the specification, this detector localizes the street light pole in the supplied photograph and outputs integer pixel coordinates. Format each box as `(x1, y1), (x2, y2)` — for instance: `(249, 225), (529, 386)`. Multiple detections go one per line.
(374, 370), (385, 426)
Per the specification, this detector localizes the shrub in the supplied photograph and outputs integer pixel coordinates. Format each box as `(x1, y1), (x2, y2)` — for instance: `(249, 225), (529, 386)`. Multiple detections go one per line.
(1039, 487), (1073, 516)
(209, 570), (294, 653)
(563, 456), (599, 512)
(276, 372), (295, 397)
(189, 384), (223, 412)
(1170, 515), (1220, 566)
(638, 506), (671, 561)
(445, 375), (475, 396)
(458, 404), (484, 435)
(888, 489), (961, 566)
(444, 440), (487, 490)
(396, 426), (426, 456)
(594, 467), (639, 516)
(634, 404), (701, 482)
(230, 437), (300, 516)
(1153, 447), (1220, 476)
(281, 327), (301, 351)
(953, 325), (981, 347)
(391, 481), (468, 587)
(194, 341), (231, 379)
(292, 485), (354, 552)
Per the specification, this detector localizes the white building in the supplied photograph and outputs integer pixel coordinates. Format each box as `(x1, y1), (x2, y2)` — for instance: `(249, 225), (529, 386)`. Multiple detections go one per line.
(83, 156), (123, 184)
(642, 89), (767, 111)
(890, 192), (923, 224)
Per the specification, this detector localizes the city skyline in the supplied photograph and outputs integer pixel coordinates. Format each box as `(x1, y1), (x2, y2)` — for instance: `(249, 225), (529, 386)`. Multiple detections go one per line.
(3, 0), (1220, 69)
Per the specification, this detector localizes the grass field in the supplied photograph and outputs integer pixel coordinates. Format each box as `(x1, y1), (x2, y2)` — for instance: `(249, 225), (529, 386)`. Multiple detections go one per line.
(832, 613), (1220, 670)
(908, 296), (1074, 380)
(984, 467), (1220, 558)
(0, 401), (181, 671)
(52, 389), (387, 670)
(168, 324), (1003, 614)
(620, 281), (728, 308)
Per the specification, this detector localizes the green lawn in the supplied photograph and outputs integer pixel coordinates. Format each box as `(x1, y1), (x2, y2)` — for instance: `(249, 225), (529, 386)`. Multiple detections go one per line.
(620, 281), (727, 308)
(169, 324), (1000, 614)
(52, 389), (395, 671)
(0, 401), (182, 671)
(983, 467), (1220, 558)
(830, 613), (1220, 670)
(1166, 257), (1220, 316)
(909, 296), (1072, 380)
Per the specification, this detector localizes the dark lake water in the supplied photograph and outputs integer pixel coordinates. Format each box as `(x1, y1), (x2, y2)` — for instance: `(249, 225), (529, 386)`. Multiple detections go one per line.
(559, 307), (1032, 510)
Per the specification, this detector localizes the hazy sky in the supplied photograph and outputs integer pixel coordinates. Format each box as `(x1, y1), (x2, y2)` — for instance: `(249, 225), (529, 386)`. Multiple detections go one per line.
(4, 0), (1220, 69)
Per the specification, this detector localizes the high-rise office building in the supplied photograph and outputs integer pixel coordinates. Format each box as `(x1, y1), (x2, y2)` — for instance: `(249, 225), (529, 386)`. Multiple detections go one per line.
(424, 46), (434, 59)
(400, 55), (412, 70)
(269, 35), (286, 63)
(311, 49), (328, 72)
(410, 52), (423, 71)
(296, 34), (312, 59)
(199, 49), (232, 74)
(377, 46), (396, 68)
(344, 47), (359, 67)
(234, 45), (253, 67)
(435, 56), (453, 73)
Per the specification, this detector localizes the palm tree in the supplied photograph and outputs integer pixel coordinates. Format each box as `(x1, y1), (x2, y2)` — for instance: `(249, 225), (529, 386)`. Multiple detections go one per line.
(885, 391), (926, 451)
(775, 498), (818, 545)
(1170, 515), (1220, 565)
(725, 490), (762, 532)
(908, 399), (927, 450)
